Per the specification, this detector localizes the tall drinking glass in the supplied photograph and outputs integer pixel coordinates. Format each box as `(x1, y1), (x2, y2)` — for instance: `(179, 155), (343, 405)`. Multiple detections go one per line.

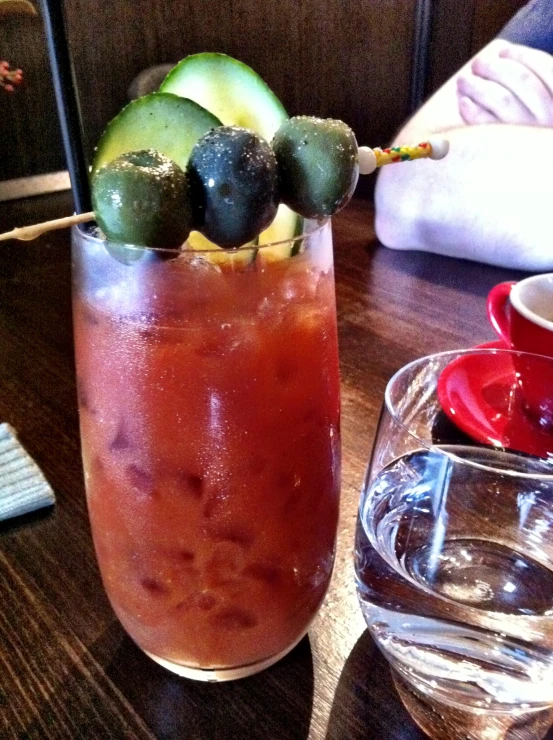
(72, 221), (340, 681)
(355, 349), (553, 740)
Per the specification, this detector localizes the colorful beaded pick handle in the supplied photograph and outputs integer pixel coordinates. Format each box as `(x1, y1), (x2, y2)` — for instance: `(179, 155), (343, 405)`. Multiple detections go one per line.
(358, 138), (450, 175)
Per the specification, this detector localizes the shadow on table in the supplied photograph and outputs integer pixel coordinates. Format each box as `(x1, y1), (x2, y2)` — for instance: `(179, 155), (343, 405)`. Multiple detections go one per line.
(98, 623), (314, 740)
(0, 504), (55, 535)
(368, 242), (529, 299)
(325, 629), (427, 740)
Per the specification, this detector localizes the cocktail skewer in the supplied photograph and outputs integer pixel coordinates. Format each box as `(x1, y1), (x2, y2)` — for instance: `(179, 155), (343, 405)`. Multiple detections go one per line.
(0, 137), (449, 242)
(0, 211), (94, 242)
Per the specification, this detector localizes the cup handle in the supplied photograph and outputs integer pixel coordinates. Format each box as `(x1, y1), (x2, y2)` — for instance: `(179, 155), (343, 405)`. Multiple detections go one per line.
(486, 281), (515, 345)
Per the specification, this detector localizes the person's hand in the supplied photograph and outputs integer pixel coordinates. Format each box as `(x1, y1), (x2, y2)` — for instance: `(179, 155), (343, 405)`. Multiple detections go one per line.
(456, 42), (553, 126)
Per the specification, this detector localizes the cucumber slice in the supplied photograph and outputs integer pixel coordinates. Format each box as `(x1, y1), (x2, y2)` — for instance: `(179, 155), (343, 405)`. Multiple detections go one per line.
(161, 53), (286, 144)
(256, 205), (303, 263)
(91, 93), (221, 176)
(187, 231), (257, 269)
(161, 53), (301, 256)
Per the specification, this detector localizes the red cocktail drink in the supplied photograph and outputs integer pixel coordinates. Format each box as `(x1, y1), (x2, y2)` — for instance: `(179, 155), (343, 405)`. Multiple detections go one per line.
(72, 221), (340, 680)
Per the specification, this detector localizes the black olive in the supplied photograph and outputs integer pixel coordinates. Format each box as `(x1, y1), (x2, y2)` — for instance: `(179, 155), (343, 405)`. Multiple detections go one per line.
(188, 126), (279, 249)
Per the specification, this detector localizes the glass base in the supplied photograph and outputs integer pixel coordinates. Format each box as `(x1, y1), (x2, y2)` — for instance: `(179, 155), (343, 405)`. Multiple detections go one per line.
(392, 671), (553, 740)
(143, 630), (307, 682)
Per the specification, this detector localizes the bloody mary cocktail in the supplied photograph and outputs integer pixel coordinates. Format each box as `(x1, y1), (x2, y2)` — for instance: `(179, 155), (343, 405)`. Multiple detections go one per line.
(72, 221), (340, 680)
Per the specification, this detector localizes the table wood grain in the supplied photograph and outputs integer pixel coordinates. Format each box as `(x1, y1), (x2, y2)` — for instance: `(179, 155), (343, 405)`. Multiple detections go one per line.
(0, 194), (534, 739)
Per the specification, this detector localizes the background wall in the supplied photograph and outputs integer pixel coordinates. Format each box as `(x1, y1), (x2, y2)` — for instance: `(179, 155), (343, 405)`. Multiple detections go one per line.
(0, 0), (527, 185)
(427, 0), (526, 93)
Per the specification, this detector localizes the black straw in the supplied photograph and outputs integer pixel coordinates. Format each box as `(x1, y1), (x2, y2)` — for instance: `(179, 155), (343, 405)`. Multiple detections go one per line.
(410, 0), (433, 113)
(39, 0), (91, 214)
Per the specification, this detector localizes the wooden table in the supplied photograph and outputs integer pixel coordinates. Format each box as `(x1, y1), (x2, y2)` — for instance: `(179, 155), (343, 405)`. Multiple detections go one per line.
(0, 194), (528, 739)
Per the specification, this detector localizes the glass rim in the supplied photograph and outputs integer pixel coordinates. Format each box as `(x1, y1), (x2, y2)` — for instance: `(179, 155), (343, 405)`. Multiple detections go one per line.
(71, 217), (329, 255)
(384, 347), (553, 480)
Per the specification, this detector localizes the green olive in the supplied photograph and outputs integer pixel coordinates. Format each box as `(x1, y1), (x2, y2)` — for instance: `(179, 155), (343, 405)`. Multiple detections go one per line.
(92, 149), (193, 251)
(272, 116), (359, 218)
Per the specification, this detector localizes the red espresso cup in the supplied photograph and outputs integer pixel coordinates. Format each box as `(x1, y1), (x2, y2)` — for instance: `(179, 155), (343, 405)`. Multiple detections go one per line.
(487, 275), (553, 429)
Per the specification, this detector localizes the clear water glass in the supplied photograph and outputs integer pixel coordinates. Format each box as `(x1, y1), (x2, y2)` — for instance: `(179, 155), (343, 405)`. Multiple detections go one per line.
(355, 349), (553, 740)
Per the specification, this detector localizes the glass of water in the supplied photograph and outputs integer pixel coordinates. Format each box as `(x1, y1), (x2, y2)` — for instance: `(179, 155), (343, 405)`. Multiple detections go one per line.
(355, 349), (553, 740)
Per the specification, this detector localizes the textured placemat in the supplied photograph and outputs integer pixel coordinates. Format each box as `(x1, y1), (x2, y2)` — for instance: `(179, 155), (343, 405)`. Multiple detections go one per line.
(0, 423), (55, 521)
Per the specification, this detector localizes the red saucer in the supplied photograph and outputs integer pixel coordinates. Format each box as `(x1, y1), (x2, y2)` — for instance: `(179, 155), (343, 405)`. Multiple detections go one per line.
(437, 341), (553, 458)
